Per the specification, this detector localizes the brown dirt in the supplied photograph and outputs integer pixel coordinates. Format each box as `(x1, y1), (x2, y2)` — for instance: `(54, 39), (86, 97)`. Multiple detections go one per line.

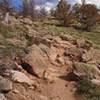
(5, 65), (77, 100)
(35, 65), (77, 100)
(44, 78), (76, 100)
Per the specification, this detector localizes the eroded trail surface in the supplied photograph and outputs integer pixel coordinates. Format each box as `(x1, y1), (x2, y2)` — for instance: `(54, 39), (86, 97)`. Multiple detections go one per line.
(45, 77), (76, 100)
(36, 66), (76, 100)
(48, 79), (75, 100)
(1, 32), (100, 100)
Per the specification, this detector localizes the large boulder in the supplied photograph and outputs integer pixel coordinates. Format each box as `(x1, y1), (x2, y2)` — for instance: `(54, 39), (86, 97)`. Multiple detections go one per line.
(82, 48), (100, 64)
(73, 62), (100, 79)
(0, 76), (12, 93)
(23, 44), (48, 78)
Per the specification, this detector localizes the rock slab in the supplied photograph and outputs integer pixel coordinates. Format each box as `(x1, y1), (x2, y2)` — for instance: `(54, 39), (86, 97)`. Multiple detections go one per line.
(0, 76), (12, 93)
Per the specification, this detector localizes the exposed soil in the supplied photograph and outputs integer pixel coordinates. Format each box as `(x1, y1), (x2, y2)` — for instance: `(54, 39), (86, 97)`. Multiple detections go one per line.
(5, 64), (77, 100)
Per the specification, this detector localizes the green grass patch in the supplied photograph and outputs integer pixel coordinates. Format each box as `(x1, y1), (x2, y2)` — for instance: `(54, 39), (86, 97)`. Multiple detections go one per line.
(42, 20), (100, 46)
(76, 78), (100, 100)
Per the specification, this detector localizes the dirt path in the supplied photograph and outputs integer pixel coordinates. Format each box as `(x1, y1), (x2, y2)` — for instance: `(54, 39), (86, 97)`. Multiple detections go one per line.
(46, 78), (76, 100)
(37, 66), (77, 100)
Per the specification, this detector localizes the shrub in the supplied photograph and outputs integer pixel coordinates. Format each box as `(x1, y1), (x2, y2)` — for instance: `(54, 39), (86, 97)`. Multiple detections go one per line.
(54, 0), (75, 27)
(79, 4), (100, 31)
(76, 78), (100, 100)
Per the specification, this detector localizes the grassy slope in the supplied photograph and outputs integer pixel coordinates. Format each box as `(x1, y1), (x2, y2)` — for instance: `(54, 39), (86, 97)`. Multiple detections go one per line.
(0, 19), (100, 58)
(42, 19), (100, 47)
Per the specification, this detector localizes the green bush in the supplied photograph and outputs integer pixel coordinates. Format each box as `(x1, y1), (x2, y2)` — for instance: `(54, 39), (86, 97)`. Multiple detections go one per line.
(76, 78), (100, 100)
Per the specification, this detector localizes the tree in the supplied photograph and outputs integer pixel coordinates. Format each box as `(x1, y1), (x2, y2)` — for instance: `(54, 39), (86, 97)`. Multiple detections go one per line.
(22, 0), (30, 17)
(72, 3), (81, 19)
(50, 8), (55, 17)
(22, 0), (35, 19)
(39, 7), (47, 21)
(29, 0), (35, 19)
(79, 4), (100, 31)
(54, 0), (74, 26)
(0, 0), (12, 12)
(81, 0), (85, 5)
(0, 0), (14, 24)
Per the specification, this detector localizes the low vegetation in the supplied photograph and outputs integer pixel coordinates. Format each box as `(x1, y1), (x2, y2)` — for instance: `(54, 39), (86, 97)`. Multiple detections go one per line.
(76, 78), (100, 100)
(42, 19), (100, 46)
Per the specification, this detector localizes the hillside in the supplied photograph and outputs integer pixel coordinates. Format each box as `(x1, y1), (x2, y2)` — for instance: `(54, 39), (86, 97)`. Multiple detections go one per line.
(0, 16), (100, 100)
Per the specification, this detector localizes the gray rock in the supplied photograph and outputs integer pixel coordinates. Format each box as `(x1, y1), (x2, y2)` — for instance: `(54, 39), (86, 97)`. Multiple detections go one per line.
(11, 70), (33, 85)
(73, 62), (100, 79)
(0, 93), (7, 100)
(0, 76), (12, 93)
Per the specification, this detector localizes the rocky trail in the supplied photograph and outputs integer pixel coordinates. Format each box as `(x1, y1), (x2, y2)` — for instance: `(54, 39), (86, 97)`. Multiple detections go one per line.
(0, 17), (100, 100)
(0, 34), (78, 100)
(45, 77), (76, 100)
